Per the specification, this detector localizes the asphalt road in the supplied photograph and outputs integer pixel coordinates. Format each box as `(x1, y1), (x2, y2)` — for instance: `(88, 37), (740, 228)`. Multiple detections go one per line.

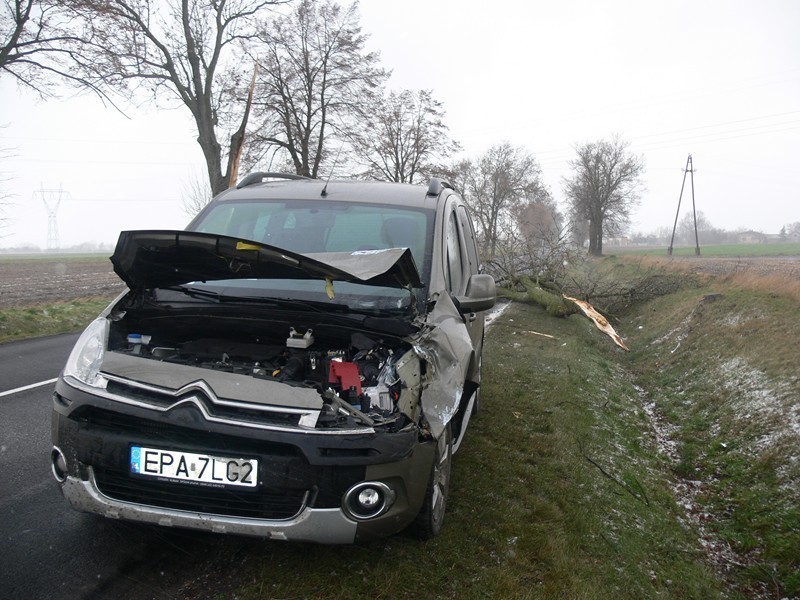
(0, 333), (263, 600)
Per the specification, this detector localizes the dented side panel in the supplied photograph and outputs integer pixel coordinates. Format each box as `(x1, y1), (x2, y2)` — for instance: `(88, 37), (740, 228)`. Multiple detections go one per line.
(414, 293), (476, 440)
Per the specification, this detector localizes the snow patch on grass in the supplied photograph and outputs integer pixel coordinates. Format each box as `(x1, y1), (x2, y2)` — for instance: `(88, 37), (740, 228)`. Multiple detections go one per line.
(717, 357), (800, 460)
(633, 382), (763, 591)
(650, 312), (693, 353)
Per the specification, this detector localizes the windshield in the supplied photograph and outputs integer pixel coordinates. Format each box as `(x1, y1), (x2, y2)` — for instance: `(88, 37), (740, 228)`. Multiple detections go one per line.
(187, 199), (434, 311)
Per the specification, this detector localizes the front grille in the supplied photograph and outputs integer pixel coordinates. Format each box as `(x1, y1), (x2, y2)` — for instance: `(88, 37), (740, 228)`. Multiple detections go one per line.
(76, 406), (299, 456)
(94, 468), (308, 520)
(104, 379), (307, 428)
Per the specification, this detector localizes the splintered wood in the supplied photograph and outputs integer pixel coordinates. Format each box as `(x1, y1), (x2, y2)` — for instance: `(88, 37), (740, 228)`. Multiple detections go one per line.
(563, 295), (629, 351)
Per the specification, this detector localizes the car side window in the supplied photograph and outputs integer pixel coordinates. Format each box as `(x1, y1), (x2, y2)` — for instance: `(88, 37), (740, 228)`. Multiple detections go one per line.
(457, 205), (480, 276)
(446, 211), (465, 294)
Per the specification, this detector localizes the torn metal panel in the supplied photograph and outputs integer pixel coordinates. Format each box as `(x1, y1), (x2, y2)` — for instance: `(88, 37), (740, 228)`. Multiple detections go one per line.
(304, 248), (423, 288)
(394, 350), (422, 420)
(414, 293), (475, 439)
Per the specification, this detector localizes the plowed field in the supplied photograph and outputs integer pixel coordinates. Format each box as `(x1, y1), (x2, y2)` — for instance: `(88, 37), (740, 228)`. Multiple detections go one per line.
(0, 255), (124, 309)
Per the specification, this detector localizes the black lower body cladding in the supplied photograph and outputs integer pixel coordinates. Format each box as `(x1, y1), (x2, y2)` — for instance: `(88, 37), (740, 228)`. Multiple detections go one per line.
(52, 378), (433, 543)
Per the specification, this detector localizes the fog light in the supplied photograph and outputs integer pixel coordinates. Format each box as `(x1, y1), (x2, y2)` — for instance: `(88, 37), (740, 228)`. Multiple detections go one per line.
(343, 482), (396, 520)
(358, 488), (380, 508)
(51, 446), (68, 483)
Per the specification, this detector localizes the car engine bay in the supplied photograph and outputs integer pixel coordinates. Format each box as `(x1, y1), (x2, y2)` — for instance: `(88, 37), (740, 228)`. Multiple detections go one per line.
(105, 306), (419, 431)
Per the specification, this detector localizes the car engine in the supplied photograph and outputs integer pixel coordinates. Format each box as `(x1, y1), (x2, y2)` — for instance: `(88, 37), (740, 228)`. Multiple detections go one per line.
(107, 312), (411, 429)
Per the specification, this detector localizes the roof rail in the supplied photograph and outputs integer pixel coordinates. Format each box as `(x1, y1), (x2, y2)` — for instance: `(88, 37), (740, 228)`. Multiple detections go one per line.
(236, 172), (313, 189)
(426, 177), (454, 197)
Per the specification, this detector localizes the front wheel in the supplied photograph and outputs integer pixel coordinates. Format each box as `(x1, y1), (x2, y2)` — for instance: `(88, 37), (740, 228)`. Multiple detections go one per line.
(471, 333), (485, 417)
(410, 424), (452, 540)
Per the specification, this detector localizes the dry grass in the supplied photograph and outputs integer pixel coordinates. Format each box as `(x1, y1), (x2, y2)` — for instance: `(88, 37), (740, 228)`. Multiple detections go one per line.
(721, 270), (800, 304)
(625, 255), (800, 303)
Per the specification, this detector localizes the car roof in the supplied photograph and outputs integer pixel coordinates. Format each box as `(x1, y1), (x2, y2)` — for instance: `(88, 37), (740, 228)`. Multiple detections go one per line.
(215, 177), (448, 210)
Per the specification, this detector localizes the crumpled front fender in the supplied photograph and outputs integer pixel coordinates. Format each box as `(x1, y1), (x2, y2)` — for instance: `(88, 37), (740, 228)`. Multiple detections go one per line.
(412, 293), (475, 440)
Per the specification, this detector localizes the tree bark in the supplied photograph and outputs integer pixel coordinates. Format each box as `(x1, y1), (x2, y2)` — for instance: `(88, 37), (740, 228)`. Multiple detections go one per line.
(589, 216), (604, 256)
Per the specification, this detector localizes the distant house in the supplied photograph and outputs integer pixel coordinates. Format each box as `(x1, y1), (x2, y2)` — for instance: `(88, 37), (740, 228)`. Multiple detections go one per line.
(606, 236), (632, 247)
(737, 231), (766, 244)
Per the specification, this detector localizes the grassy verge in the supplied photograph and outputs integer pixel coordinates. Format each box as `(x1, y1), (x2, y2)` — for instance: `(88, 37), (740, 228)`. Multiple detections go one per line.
(623, 280), (800, 596)
(222, 302), (722, 600)
(0, 298), (111, 343)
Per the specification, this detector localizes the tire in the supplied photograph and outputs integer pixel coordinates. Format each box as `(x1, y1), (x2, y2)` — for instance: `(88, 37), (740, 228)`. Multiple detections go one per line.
(471, 341), (483, 417)
(410, 424), (452, 540)
(470, 387), (481, 416)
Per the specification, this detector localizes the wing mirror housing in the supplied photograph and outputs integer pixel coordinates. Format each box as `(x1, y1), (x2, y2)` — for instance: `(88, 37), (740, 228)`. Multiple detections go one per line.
(455, 273), (496, 314)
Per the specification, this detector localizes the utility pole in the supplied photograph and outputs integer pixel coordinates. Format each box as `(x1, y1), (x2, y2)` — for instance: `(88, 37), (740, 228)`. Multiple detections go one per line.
(667, 154), (700, 256)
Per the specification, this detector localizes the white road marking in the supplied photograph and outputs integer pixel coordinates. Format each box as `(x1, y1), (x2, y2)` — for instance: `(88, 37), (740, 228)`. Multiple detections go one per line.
(0, 378), (58, 399)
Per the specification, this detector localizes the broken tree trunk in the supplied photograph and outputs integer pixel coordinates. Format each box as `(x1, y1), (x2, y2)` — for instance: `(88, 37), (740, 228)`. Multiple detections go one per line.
(563, 295), (629, 351)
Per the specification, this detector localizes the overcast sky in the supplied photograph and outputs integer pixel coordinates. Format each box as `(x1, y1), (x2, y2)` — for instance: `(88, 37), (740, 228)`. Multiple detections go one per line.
(2, 0), (799, 249)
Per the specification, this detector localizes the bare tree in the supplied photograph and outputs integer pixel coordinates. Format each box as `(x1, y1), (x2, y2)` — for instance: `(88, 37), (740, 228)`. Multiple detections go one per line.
(488, 197), (573, 283)
(563, 136), (644, 256)
(349, 89), (458, 183)
(248, 0), (387, 178)
(181, 168), (214, 217)
(515, 198), (561, 244)
(62, 0), (285, 196)
(0, 162), (12, 232)
(0, 126), (14, 232)
(453, 142), (549, 257)
(0, 0), (110, 98)
(784, 222), (800, 242)
(677, 210), (724, 244)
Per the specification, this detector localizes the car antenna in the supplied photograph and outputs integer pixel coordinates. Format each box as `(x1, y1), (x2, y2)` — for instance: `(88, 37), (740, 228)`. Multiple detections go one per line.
(321, 145), (344, 197)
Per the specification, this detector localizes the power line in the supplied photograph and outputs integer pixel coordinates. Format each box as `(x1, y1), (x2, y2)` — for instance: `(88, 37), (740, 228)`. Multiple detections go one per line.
(7, 157), (200, 167)
(630, 124), (800, 154)
(534, 120), (800, 167)
(628, 110), (800, 141)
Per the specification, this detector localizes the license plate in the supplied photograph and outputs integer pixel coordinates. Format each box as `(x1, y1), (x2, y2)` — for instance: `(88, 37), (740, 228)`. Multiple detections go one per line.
(130, 446), (258, 488)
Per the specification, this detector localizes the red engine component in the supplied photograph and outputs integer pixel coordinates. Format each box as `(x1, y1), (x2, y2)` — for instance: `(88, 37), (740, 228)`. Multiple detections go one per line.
(328, 361), (362, 395)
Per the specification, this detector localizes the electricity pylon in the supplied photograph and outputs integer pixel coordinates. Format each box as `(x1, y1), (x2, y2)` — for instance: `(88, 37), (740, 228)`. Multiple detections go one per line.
(34, 185), (67, 250)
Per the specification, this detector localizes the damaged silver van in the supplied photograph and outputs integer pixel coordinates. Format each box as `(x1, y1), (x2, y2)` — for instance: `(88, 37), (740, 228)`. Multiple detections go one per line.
(51, 174), (495, 543)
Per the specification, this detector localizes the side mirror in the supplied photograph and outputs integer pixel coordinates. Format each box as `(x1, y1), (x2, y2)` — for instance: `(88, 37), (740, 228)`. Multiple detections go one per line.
(456, 273), (496, 314)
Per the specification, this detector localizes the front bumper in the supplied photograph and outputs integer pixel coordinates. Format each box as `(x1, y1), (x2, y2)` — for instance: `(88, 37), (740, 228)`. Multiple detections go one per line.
(61, 469), (358, 543)
(52, 376), (433, 542)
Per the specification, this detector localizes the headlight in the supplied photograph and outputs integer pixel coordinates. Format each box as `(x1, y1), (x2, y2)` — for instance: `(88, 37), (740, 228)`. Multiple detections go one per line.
(63, 317), (109, 388)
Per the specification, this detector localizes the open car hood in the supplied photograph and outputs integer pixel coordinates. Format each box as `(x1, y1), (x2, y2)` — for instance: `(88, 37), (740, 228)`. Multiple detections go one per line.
(111, 230), (424, 291)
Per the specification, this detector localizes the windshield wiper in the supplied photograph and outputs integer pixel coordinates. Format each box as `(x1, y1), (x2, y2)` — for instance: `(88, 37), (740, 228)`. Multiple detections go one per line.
(159, 286), (412, 318)
(153, 286), (221, 303)
(163, 286), (343, 313)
